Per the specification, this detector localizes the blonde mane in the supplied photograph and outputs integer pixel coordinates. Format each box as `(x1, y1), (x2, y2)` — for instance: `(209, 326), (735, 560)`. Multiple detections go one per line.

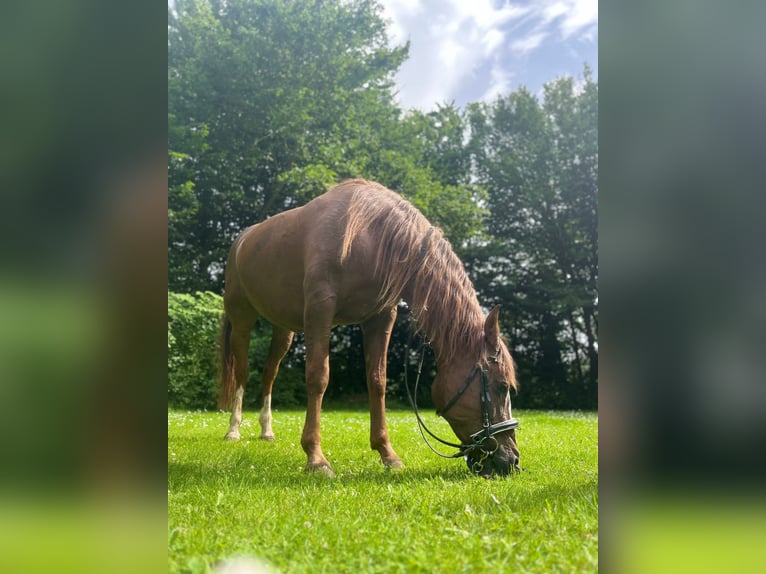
(336, 179), (486, 362)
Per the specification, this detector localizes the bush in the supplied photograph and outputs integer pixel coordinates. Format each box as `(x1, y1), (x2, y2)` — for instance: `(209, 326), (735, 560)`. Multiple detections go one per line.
(168, 291), (224, 408)
(168, 291), (309, 410)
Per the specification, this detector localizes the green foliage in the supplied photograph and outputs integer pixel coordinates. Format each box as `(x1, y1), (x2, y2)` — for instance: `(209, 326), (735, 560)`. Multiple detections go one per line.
(276, 164), (338, 204)
(168, 291), (308, 409)
(168, 408), (598, 573)
(168, 291), (224, 408)
(168, 0), (411, 292)
(467, 68), (598, 409)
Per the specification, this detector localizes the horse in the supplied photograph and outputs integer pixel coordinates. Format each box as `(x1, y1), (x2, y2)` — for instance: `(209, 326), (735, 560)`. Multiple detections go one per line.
(218, 179), (520, 477)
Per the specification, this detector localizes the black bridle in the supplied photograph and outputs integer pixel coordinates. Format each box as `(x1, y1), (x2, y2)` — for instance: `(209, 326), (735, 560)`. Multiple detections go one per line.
(403, 341), (520, 474)
(404, 227), (519, 474)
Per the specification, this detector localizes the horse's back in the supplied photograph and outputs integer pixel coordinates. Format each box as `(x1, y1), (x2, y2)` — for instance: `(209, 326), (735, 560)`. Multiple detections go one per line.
(225, 183), (389, 331)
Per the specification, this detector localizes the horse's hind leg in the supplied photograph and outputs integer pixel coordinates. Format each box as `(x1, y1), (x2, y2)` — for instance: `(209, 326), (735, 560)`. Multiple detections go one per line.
(362, 308), (403, 469)
(223, 324), (253, 441)
(222, 304), (258, 441)
(258, 326), (294, 441)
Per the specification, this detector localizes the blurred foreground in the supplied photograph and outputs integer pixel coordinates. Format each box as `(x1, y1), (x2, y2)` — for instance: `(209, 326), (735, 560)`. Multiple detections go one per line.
(612, 493), (766, 574)
(0, 496), (166, 574)
(601, 1), (766, 572)
(0, 2), (166, 572)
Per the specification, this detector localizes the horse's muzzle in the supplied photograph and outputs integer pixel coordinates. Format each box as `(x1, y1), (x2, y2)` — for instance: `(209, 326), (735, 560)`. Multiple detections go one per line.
(465, 446), (519, 477)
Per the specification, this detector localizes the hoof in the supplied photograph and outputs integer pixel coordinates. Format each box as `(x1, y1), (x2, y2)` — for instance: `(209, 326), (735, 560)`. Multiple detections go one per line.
(223, 432), (240, 442)
(259, 433), (275, 442)
(305, 464), (335, 478)
(382, 457), (404, 469)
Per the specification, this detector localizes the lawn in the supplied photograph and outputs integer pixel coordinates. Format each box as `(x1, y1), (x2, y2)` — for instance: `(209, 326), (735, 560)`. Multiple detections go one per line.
(168, 408), (598, 573)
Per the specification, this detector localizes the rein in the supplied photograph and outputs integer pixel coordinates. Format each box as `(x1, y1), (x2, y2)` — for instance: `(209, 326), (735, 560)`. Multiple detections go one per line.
(402, 227), (519, 474)
(403, 338), (520, 473)
(403, 343), (463, 459)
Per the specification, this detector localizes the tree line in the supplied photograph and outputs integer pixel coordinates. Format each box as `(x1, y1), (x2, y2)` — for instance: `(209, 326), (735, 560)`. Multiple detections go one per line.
(168, 0), (597, 410)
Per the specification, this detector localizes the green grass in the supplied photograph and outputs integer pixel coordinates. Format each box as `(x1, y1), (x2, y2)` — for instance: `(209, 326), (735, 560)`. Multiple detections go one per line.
(168, 408), (598, 573)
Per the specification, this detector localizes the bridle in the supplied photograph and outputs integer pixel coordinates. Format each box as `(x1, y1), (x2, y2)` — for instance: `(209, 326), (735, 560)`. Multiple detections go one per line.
(403, 341), (520, 474)
(404, 226), (519, 474)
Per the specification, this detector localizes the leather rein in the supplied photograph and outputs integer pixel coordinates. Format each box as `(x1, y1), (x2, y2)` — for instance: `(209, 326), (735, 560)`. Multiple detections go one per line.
(403, 340), (520, 473)
(404, 226), (519, 473)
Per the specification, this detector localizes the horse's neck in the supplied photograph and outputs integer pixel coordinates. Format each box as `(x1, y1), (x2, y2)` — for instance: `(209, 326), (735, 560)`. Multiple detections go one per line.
(401, 280), (484, 364)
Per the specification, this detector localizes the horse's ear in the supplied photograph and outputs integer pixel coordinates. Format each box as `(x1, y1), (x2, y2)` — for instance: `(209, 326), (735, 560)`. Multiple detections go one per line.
(484, 304), (501, 349)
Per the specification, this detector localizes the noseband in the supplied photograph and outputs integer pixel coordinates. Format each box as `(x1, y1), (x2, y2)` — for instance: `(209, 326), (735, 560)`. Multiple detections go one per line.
(404, 343), (519, 474)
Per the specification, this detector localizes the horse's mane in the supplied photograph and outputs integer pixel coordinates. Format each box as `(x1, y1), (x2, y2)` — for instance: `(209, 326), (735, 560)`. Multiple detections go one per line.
(336, 179), (485, 362)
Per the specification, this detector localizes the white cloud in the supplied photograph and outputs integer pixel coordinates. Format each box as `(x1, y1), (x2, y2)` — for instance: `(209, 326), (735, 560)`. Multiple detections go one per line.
(449, 0), (530, 29)
(379, 0), (597, 110)
(542, 2), (569, 25)
(381, 0), (529, 109)
(535, 0), (598, 41)
(483, 28), (505, 57)
(558, 0), (598, 40)
(481, 63), (514, 103)
(512, 0), (597, 51)
(380, 0), (423, 44)
(510, 31), (548, 55)
(439, 38), (466, 68)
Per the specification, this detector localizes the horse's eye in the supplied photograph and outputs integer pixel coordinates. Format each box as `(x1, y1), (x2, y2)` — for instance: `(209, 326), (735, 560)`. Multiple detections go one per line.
(495, 381), (510, 393)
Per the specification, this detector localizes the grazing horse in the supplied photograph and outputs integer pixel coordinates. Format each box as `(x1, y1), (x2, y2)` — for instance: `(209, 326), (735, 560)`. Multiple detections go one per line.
(218, 179), (520, 476)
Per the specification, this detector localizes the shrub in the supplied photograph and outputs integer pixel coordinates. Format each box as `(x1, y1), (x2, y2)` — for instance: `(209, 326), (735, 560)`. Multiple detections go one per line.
(168, 291), (223, 408)
(168, 291), (308, 410)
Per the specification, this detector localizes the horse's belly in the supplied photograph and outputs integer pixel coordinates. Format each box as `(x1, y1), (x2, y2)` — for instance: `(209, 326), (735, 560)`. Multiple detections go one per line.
(241, 266), (306, 331)
(332, 287), (386, 325)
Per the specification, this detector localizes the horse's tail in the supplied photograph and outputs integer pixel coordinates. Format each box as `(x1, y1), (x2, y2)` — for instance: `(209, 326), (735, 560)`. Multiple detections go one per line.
(217, 313), (236, 410)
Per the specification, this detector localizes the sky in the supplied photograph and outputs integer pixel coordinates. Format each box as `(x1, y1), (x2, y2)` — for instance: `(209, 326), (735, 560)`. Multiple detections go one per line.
(378, 0), (598, 110)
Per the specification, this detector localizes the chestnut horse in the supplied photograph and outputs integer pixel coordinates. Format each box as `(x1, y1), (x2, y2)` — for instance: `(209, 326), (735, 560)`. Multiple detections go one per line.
(218, 179), (520, 476)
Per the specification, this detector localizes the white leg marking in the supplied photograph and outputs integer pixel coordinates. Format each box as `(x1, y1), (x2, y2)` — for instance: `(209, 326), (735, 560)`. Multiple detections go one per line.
(259, 393), (275, 441)
(224, 387), (244, 441)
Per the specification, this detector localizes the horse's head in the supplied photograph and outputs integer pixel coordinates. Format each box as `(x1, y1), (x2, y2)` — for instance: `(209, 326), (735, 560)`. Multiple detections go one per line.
(431, 305), (520, 477)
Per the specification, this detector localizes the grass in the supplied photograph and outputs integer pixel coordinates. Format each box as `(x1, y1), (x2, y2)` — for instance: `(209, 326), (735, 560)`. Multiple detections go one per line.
(168, 408), (598, 573)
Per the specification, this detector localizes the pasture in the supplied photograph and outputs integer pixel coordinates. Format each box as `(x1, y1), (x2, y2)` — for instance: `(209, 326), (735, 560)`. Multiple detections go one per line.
(168, 408), (598, 573)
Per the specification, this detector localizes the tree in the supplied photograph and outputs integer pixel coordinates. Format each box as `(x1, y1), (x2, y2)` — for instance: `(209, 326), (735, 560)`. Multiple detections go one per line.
(168, 0), (409, 292)
(468, 68), (598, 408)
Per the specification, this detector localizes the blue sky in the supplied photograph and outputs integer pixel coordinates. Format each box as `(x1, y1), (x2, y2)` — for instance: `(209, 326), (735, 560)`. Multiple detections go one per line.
(379, 0), (598, 110)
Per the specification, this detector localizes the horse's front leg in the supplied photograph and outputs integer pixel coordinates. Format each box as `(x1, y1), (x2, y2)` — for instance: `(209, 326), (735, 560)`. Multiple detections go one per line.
(362, 308), (403, 469)
(300, 296), (335, 477)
